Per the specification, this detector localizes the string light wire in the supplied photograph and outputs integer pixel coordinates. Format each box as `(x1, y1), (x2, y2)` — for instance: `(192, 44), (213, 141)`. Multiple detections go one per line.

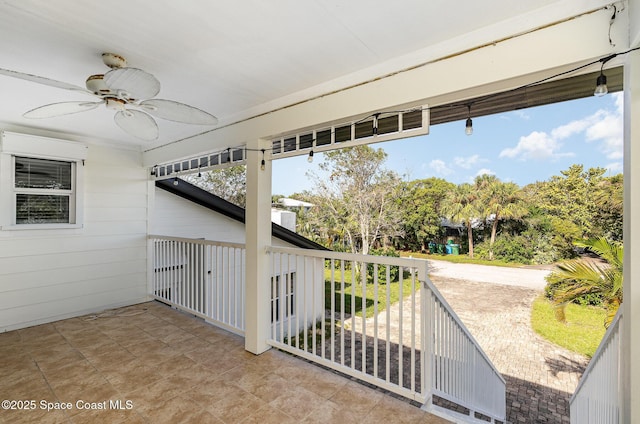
(153, 46), (639, 176)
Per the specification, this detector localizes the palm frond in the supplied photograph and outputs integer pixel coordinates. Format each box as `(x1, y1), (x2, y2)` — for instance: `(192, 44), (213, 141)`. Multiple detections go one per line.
(552, 259), (607, 285)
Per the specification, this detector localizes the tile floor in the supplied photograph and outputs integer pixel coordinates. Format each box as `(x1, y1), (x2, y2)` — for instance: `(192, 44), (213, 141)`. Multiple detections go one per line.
(0, 301), (450, 424)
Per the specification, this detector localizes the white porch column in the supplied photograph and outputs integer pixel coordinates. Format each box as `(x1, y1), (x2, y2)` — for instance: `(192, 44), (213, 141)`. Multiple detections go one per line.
(623, 46), (640, 423)
(244, 139), (272, 354)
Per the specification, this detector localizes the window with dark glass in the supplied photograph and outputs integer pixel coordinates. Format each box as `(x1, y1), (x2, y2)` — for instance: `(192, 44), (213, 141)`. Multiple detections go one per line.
(271, 272), (295, 323)
(14, 156), (74, 224)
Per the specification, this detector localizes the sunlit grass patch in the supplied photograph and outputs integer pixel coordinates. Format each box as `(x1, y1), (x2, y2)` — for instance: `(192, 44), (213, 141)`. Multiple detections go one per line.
(531, 296), (607, 358)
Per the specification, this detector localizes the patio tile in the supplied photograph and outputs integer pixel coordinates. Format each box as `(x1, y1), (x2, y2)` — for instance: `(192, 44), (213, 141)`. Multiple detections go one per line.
(328, 379), (386, 414)
(268, 384), (328, 421)
(294, 365), (349, 398)
(1, 408), (71, 424)
(206, 389), (268, 424)
(236, 371), (292, 403)
(85, 348), (137, 372)
(70, 408), (145, 424)
(0, 301), (450, 424)
(301, 399), (362, 423)
(241, 404), (298, 424)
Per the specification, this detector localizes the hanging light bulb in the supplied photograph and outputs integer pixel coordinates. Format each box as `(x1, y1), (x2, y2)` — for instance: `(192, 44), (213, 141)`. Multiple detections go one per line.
(197, 168), (202, 178)
(373, 113), (380, 135)
(173, 177), (179, 186)
(307, 150), (314, 163)
(465, 105), (473, 136)
(594, 71), (608, 96)
(594, 53), (616, 97)
(260, 149), (266, 171)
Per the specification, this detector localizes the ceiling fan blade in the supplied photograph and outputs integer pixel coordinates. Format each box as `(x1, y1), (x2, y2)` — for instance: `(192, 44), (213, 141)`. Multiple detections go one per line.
(104, 68), (160, 100)
(23, 101), (103, 119)
(0, 68), (91, 94)
(114, 109), (159, 141)
(138, 99), (219, 125)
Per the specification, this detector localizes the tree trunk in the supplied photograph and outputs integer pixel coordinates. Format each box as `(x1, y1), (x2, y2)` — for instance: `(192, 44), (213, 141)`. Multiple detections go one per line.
(467, 222), (474, 258)
(489, 217), (499, 260)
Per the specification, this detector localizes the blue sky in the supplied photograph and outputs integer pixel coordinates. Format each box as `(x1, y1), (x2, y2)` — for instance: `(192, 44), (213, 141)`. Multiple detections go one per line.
(272, 92), (623, 196)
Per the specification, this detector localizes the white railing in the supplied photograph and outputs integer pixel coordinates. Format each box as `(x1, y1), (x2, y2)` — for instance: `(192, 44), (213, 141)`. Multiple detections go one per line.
(570, 310), (622, 424)
(266, 246), (505, 422)
(425, 278), (506, 422)
(149, 235), (246, 335)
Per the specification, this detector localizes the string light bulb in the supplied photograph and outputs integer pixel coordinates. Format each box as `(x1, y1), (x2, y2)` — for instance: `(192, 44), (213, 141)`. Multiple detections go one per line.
(173, 177), (179, 186)
(260, 149), (266, 171)
(372, 113), (380, 135)
(594, 54), (616, 97)
(594, 71), (608, 96)
(307, 150), (314, 163)
(465, 105), (473, 136)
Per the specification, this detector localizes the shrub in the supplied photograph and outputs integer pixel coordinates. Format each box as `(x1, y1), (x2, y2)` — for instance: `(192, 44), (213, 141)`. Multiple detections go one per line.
(474, 235), (532, 264)
(544, 275), (605, 307)
(367, 247), (405, 283)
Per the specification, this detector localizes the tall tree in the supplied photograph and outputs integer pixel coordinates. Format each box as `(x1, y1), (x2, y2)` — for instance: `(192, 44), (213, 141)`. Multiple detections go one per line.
(591, 174), (623, 241)
(183, 165), (247, 206)
(305, 145), (402, 255)
(441, 183), (481, 258)
(475, 175), (527, 260)
(522, 165), (618, 259)
(399, 178), (455, 251)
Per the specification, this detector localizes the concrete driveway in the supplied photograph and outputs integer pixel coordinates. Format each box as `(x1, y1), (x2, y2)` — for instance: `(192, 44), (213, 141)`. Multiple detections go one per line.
(426, 259), (551, 290)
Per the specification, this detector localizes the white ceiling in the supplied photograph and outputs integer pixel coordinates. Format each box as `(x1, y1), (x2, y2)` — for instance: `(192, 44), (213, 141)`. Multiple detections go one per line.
(0, 0), (612, 151)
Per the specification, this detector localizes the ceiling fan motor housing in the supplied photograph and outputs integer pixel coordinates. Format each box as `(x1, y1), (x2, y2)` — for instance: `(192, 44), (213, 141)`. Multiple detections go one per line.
(86, 74), (112, 95)
(102, 53), (127, 69)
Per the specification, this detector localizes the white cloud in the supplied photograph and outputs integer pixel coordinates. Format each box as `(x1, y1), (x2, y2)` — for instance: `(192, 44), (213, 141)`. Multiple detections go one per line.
(551, 118), (594, 140)
(501, 94), (623, 162)
(454, 154), (484, 169)
(605, 162), (623, 174)
(586, 112), (623, 159)
(499, 131), (573, 161)
(614, 91), (624, 114)
(429, 159), (453, 176)
(500, 110), (530, 121)
(476, 168), (495, 177)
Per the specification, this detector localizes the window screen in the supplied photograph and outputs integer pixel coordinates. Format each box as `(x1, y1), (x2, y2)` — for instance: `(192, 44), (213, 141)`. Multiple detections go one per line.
(15, 157), (71, 190)
(14, 156), (73, 224)
(16, 194), (70, 224)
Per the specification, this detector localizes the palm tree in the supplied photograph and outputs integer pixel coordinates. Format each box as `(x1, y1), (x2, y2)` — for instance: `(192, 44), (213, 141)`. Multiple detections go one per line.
(475, 175), (527, 260)
(441, 183), (481, 258)
(546, 237), (623, 327)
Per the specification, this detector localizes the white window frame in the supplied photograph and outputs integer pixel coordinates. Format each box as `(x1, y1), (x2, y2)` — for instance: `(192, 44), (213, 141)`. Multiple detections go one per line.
(0, 131), (86, 230)
(271, 272), (295, 323)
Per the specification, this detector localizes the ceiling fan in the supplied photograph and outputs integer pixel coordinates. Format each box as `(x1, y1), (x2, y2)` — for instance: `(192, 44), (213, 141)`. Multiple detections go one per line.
(0, 53), (218, 141)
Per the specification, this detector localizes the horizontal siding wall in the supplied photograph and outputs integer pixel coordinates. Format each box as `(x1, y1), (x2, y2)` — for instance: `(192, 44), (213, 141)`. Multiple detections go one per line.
(152, 187), (293, 248)
(152, 188), (246, 243)
(0, 143), (149, 331)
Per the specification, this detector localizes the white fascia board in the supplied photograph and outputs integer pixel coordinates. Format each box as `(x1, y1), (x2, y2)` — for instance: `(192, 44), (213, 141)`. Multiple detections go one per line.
(143, 7), (625, 167)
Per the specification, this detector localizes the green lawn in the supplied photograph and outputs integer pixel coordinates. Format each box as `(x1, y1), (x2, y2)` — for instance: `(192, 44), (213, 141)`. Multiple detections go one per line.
(324, 268), (417, 318)
(531, 296), (607, 358)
